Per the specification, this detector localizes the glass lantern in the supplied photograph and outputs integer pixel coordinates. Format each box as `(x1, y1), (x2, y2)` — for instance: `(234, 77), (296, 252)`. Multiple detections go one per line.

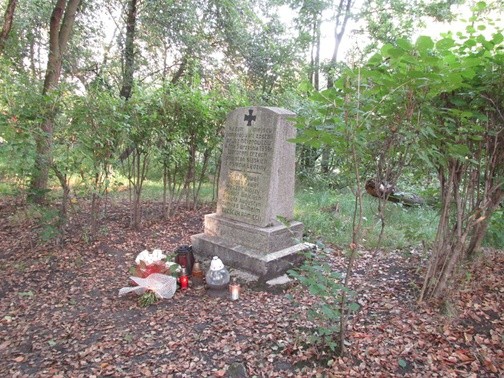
(206, 256), (230, 290)
(174, 245), (195, 275)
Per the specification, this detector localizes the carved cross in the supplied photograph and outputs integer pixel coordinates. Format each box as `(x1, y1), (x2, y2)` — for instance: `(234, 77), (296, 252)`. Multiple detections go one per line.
(244, 109), (256, 126)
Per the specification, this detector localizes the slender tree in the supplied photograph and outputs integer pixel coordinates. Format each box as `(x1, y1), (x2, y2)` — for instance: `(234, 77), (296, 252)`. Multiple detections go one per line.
(120, 0), (137, 100)
(0, 0), (17, 55)
(29, 0), (81, 204)
(326, 0), (353, 88)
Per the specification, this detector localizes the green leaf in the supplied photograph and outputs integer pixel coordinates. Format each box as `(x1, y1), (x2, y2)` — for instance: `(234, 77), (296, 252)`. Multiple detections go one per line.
(396, 38), (413, 51)
(388, 48), (404, 58)
(416, 36), (434, 51)
(446, 72), (464, 86)
(466, 25), (476, 34)
(398, 358), (408, 368)
(448, 143), (470, 158)
(492, 32), (503, 45)
(348, 302), (360, 312)
(368, 53), (383, 65)
(468, 135), (484, 141)
(18, 291), (34, 298)
(298, 80), (314, 93)
(381, 43), (394, 56)
(321, 305), (339, 319)
(436, 38), (455, 50)
(461, 68), (476, 80)
(473, 1), (487, 11)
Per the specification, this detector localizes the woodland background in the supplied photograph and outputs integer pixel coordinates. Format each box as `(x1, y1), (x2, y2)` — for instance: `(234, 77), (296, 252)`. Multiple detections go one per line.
(0, 0), (503, 376)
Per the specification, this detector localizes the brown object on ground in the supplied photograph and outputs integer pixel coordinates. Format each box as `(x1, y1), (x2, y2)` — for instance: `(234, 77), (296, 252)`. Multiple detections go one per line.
(365, 178), (425, 207)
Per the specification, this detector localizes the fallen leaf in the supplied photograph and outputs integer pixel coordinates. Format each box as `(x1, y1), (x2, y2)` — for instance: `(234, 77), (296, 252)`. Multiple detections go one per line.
(453, 350), (473, 362)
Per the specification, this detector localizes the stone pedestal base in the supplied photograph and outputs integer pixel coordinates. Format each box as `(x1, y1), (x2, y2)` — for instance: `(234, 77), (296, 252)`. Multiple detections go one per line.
(191, 214), (311, 280)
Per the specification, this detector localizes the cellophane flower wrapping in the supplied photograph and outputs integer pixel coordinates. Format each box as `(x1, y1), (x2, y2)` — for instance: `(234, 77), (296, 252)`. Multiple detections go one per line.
(119, 273), (176, 299)
(119, 249), (181, 300)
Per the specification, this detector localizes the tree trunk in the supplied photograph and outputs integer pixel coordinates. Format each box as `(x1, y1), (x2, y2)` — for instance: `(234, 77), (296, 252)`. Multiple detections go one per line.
(171, 55), (188, 84)
(52, 164), (70, 241)
(466, 188), (503, 258)
(29, 0), (81, 204)
(184, 137), (196, 206)
(120, 0), (137, 100)
(310, 18), (321, 91)
(327, 0), (353, 88)
(192, 147), (212, 210)
(314, 19), (321, 91)
(119, 0), (143, 228)
(0, 0), (17, 55)
(320, 148), (331, 174)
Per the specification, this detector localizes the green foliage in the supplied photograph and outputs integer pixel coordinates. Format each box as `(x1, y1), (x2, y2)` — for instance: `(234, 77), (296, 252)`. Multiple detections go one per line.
(0, 0), (501, 264)
(6, 203), (63, 244)
(484, 207), (504, 248)
(288, 248), (359, 353)
(69, 89), (125, 183)
(295, 185), (439, 250)
(0, 61), (44, 191)
(295, 9), (504, 262)
(37, 206), (62, 243)
(134, 180), (215, 204)
(0, 0), (54, 65)
(138, 291), (159, 307)
(17, 291), (35, 299)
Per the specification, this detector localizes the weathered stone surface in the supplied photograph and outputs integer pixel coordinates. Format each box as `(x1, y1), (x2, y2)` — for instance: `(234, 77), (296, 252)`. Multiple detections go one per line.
(191, 106), (310, 279)
(216, 107), (296, 228)
(203, 214), (303, 253)
(191, 233), (309, 280)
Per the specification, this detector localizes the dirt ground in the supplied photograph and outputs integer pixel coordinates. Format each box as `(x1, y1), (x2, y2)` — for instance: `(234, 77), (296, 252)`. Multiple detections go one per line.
(0, 198), (502, 377)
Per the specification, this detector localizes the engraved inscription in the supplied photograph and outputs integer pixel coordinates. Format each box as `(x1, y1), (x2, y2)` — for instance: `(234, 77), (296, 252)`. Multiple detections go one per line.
(220, 171), (263, 222)
(219, 123), (275, 223)
(223, 126), (273, 173)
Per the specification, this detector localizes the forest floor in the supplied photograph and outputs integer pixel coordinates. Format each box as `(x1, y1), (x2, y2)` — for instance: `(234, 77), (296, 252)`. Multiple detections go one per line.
(0, 197), (502, 377)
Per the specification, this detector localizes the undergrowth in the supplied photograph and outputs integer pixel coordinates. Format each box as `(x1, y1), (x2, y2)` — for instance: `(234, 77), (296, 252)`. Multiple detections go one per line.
(294, 185), (439, 251)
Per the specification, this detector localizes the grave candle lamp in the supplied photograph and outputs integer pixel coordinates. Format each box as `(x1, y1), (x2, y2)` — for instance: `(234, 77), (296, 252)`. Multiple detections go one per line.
(229, 277), (240, 301)
(190, 260), (205, 292)
(206, 256), (230, 296)
(192, 260), (204, 279)
(174, 245), (195, 275)
(179, 267), (189, 290)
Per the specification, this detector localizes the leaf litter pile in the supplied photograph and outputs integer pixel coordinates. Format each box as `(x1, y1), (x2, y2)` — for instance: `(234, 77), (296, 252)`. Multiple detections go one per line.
(0, 198), (502, 377)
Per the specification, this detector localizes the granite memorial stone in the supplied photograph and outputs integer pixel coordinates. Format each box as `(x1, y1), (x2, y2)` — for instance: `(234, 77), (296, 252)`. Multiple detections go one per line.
(191, 106), (308, 279)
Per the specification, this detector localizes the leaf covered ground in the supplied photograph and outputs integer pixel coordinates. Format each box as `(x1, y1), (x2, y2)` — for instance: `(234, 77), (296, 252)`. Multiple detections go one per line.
(0, 198), (502, 377)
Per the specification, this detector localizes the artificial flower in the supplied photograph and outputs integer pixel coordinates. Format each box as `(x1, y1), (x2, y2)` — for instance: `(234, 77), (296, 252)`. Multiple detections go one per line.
(135, 249), (167, 265)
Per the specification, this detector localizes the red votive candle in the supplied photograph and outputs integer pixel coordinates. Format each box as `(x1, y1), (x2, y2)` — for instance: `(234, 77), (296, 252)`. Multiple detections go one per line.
(180, 275), (189, 289)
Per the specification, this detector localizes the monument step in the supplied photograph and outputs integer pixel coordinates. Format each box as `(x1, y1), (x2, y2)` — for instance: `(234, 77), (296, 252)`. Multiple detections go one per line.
(204, 213), (303, 253)
(191, 232), (313, 281)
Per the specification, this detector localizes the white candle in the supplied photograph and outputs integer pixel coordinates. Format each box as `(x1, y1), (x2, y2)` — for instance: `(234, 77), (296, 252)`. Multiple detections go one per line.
(229, 282), (240, 300)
